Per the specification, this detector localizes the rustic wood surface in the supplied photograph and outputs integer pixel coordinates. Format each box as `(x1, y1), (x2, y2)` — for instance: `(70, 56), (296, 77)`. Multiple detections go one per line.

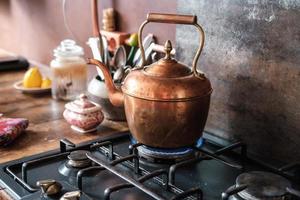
(0, 69), (128, 164)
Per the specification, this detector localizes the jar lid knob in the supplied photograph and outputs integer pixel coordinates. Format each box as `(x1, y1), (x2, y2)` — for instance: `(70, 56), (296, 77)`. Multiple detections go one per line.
(164, 40), (172, 60)
(79, 94), (88, 100)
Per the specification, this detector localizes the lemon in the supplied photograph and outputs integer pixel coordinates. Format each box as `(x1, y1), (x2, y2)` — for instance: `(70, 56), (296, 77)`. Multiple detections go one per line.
(41, 77), (52, 88)
(23, 67), (43, 88)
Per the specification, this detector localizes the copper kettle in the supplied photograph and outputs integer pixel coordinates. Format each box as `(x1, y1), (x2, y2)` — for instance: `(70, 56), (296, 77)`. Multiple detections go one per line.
(88, 13), (212, 148)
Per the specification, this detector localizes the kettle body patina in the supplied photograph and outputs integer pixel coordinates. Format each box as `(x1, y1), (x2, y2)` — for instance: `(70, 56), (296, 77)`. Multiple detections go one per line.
(88, 13), (212, 148)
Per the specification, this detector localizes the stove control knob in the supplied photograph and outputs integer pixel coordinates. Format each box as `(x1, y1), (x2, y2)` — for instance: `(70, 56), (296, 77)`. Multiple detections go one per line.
(60, 191), (81, 200)
(36, 179), (62, 196)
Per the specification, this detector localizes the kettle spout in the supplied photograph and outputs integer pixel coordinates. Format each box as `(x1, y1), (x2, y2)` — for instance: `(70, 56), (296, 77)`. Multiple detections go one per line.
(87, 58), (124, 107)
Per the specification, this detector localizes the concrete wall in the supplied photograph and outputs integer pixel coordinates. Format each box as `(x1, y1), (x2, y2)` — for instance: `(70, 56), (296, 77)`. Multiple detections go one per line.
(176, 0), (300, 163)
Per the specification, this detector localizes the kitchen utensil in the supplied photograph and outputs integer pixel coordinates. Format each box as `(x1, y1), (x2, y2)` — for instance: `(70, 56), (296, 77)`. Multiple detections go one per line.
(63, 94), (104, 133)
(113, 67), (125, 83)
(14, 80), (51, 94)
(126, 33), (138, 66)
(91, 0), (104, 61)
(132, 34), (155, 66)
(124, 65), (132, 77)
(114, 46), (127, 69)
(88, 13), (212, 148)
(150, 52), (158, 63)
(135, 43), (174, 66)
(113, 65), (132, 82)
(87, 36), (110, 80)
(136, 42), (154, 67)
(113, 46), (127, 82)
(86, 0), (110, 80)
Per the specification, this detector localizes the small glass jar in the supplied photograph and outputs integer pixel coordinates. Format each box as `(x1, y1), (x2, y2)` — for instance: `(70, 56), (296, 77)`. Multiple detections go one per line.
(50, 40), (87, 100)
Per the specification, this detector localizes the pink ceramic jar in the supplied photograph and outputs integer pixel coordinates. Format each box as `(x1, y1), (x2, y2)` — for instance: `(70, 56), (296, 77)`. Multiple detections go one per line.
(63, 94), (104, 133)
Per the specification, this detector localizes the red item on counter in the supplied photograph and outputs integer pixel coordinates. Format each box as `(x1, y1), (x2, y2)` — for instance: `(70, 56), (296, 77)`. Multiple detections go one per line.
(0, 116), (28, 146)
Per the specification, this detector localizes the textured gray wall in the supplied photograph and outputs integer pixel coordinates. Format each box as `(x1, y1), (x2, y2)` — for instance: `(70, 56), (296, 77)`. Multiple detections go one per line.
(176, 0), (300, 163)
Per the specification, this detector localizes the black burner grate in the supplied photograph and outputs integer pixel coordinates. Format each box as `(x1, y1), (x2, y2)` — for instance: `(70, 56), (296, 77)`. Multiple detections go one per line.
(1, 131), (300, 200)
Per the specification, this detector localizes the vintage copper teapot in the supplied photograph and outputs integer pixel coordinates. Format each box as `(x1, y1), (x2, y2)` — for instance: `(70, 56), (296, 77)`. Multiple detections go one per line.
(88, 13), (212, 148)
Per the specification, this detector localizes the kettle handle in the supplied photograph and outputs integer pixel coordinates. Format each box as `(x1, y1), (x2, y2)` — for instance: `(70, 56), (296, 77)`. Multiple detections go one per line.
(138, 13), (205, 79)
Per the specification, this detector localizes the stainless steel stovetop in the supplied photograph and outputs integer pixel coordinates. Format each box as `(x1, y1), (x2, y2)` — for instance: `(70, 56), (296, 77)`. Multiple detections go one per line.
(0, 131), (300, 200)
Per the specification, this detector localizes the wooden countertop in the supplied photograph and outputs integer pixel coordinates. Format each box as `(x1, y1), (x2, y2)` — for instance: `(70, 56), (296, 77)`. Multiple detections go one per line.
(0, 68), (128, 164)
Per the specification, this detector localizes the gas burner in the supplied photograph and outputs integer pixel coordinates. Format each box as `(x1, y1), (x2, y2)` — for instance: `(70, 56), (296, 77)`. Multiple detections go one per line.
(132, 137), (204, 163)
(58, 150), (91, 177)
(3, 132), (300, 200)
(67, 150), (91, 168)
(225, 171), (292, 200)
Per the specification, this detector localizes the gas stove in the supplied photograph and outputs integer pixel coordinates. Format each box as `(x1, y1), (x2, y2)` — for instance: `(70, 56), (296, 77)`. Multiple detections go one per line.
(0, 131), (300, 200)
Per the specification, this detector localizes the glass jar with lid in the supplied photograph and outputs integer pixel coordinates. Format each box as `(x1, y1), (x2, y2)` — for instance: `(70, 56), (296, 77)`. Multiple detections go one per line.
(50, 39), (87, 100)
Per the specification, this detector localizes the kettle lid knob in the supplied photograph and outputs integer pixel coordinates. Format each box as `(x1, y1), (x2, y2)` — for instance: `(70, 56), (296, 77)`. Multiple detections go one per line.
(164, 40), (172, 60)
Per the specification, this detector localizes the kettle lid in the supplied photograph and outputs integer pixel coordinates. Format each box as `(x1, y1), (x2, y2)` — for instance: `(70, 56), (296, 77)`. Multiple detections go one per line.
(144, 40), (192, 78)
(122, 40), (212, 101)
